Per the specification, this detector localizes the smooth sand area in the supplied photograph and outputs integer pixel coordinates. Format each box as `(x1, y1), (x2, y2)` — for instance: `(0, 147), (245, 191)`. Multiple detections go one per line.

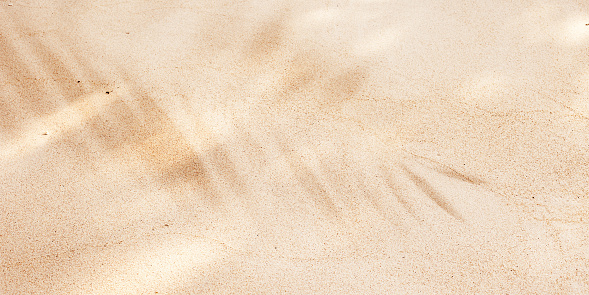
(1, 1), (588, 293)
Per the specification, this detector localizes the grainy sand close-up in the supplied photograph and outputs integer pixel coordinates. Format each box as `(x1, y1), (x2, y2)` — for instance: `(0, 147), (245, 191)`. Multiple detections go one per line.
(1, 0), (588, 294)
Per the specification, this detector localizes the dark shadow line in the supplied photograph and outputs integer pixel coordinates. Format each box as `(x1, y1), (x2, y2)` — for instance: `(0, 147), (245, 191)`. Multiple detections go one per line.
(407, 151), (484, 185)
(401, 164), (463, 221)
(379, 166), (418, 218)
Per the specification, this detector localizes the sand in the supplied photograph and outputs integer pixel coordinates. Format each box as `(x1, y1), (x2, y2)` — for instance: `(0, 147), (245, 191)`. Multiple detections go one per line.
(1, 0), (588, 293)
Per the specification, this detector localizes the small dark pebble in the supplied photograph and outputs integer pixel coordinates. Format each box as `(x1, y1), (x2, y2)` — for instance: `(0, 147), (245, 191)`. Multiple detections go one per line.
(77, 80), (80, 83)
(42, 132), (48, 135)
(106, 91), (110, 94)
(164, 224), (169, 227)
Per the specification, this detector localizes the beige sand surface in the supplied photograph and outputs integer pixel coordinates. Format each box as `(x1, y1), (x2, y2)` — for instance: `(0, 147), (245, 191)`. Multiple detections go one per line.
(1, 0), (588, 293)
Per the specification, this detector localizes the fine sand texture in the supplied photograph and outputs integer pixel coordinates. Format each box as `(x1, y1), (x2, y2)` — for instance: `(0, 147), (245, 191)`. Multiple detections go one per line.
(1, 0), (588, 294)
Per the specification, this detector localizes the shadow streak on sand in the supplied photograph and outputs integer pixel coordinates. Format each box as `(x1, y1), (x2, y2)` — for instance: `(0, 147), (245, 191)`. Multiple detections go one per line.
(401, 163), (464, 220)
(3, 3), (569, 293)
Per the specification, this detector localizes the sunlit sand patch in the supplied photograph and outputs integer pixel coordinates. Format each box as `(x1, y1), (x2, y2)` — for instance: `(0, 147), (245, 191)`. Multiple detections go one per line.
(354, 28), (401, 56)
(0, 90), (117, 161)
(300, 7), (340, 25)
(199, 109), (234, 141)
(520, 4), (589, 46)
(457, 72), (510, 111)
(81, 235), (222, 295)
(559, 14), (589, 46)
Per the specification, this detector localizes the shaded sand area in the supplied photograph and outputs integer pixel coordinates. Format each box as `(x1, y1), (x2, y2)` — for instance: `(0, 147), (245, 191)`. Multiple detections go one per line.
(1, 0), (588, 293)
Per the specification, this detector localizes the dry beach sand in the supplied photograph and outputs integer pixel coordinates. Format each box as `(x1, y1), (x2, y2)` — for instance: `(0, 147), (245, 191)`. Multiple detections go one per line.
(1, 0), (589, 293)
